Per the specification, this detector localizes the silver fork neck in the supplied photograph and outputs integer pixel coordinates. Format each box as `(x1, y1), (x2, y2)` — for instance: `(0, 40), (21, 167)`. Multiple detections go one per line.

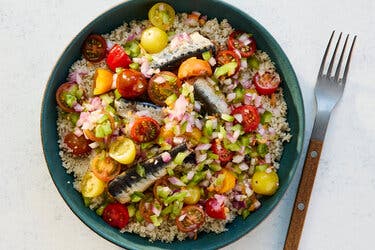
(311, 110), (331, 141)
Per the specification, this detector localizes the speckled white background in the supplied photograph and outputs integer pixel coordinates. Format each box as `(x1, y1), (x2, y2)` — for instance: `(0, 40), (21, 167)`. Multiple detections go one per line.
(1, 0), (374, 249)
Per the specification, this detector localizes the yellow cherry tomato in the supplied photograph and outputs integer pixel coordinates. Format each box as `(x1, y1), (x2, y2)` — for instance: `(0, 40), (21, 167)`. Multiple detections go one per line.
(251, 171), (279, 195)
(217, 169), (236, 194)
(91, 151), (121, 182)
(81, 171), (106, 198)
(183, 185), (201, 205)
(148, 2), (175, 30)
(108, 136), (136, 164)
(184, 127), (202, 146)
(93, 68), (113, 95)
(140, 27), (168, 54)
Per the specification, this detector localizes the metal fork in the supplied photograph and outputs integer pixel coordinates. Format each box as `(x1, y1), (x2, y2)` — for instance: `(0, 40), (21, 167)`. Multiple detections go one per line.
(284, 31), (357, 250)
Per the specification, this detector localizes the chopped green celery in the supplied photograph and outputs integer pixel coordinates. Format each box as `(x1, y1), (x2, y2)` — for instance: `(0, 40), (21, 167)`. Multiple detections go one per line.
(255, 164), (268, 172)
(171, 200), (183, 218)
(157, 186), (171, 199)
(207, 152), (219, 160)
(135, 210), (143, 222)
(161, 11), (170, 24)
(233, 165), (242, 175)
(136, 164), (145, 177)
(95, 121), (112, 138)
(199, 136), (210, 144)
(180, 121), (187, 134)
(234, 87), (245, 103)
(242, 209), (250, 219)
(105, 105), (116, 115)
(224, 140), (241, 151)
(129, 62), (139, 70)
(141, 142), (154, 149)
(130, 192), (145, 202)
(257, 143), (268, 157)
(214, 61), (238, 78)
(99, 94), (113, 105)
(215, 173), (225, 186)
(238, 173), (246, 182)
(180, 175), (189, 184)
(160, 143), (172, 151)
(231, 124), (244, 134)
(150, 215), (163, 227)
(250, 150), (258, 158)
(161, 205), (173, 216)
(221, 114), (234, 122)
(196, 162), (205, 171)
(218, 126), (227, 139)
(163, 74), (177, 83)
(165, 94), (177, 106)
(167, 31), (175, 37)
(181, 83), (194, 97)
(166, 166), (174, 176)
(164, 190), (187, 204)
(190, 171), (206, 185)
(202, 51), (212, 61)
(124, 40), (140, 58)
(261, 111), (273, 125)
(240, 135), (251, 146)
(114, 89), (121, 100)
(203, 120), (213, 136)
(97, 114), (109, 124)
(83, 196), (91, 207)
(68, 112), (79, 126)
(95, 204), (107, 216)
(174, 152), (190, 165)
(248, 56), (260, 69)
(115, 67), (124, 74)
(64, 94), (77, 108)
(127, 204), (136, 217)
(208, 163), (222, 172)
(145, 54), (153, 62)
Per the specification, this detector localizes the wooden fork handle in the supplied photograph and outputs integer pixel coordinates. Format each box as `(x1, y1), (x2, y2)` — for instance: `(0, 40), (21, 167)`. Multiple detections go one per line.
(284, 139), (323, 250)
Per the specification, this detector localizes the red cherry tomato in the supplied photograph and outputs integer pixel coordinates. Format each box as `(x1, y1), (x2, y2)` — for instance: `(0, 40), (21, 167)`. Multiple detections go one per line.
(82, 34), (107, 63)
(102, 203), (129, 229)
(130, 117), (160, 143)
(56, 83), (81, 113)
(228, 31), (256, 58)
(116, 69), (148, 99)
(205, 197), (226, 220)
(216, 50), (241, 76)
(232, 105), (260, 132)
(106, 44), (131, 72)
(63, 132), (91, 156)
(175, 205), (205, 232)
(147, 71), (181, 106)
(253, 71), (281, 95)
(211, 139), (233, 164)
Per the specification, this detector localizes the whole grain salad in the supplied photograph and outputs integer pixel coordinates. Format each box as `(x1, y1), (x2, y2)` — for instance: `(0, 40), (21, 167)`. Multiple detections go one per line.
(56, 2), (291, 242)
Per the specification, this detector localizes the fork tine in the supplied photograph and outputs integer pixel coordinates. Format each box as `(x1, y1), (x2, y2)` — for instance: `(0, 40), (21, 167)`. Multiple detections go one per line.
(326, 32), (342, 77)
(334, 34), (349, 81)
(341, 35), (357, 84)
(318, 31), (335, 77)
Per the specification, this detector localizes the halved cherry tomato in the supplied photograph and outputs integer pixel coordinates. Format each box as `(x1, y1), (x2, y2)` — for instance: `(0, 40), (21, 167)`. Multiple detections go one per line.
(93, 68), (113, 95)
(106, 44), (131, 72)
(216, 50), (241, 76)
(205, 197), (226, 220)
(148, 2), (175, 30)
(232, 105), (260, 132)
(91, 151), (121, 182)
(153, 177), (171, 202)
(216, 169), (236, 194)
(147, 71), (181, 106)
(116, 69), (147, 99)
(176, 205), (205, 232)
(139, 198), (162, 223)
(63, 132), (91, 156)
(211, 139), (233, 164)
(83, 112), (115, 142)
(178, 57), (212, 79)
(102, 203), (129, 229)
(81, 171), (105, 198)
(228, 31), (256, 58)
(130, 117), (160, 143)
(108, 136), (136, 165)
(183, 186), (201, 205)
(253, 71), (281, 95)
(82, 34), (107, 63)
(56, 83), (83, 113)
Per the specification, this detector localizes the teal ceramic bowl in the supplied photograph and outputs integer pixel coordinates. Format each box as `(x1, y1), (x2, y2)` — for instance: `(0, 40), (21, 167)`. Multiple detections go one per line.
(41, 0), (304, 249)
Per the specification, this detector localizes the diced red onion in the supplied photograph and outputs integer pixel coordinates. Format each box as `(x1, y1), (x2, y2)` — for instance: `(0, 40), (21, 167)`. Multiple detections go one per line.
(244, 93), (253, 105)
(269, 127), (276, 136)
(195, 118), (203, 130)
(254, 95), (262, 107)
(194, 101), (201, 112)
(161, 152), (172, 163)
(239, 162), (249, 171)
(199, 180), (209, 187)
(151, 205), (161, 217)
(208, 57), (216, 66)
(153, 75), (165, 84)
(240, 58), (248, 69)
(241, 80), (252, 89)
(214, 194), (226, 205)
(232, 154), (245, 163)
(233, 113), (243, 123)
(106, 39), (114, 51)
(173, 137), (184, 144)
(91, 97), (102, 110)
(178, 213), (187, 221)
(89, 141), (99, 149)
(234, 49), (241, 58)
(206, 170), (212, 180)
(258, 107), (265, 114)
(227, 92), (236, 102)
(169, 95), (188, 121)
(146, 223), (155, 231)
(195, 152), (207, 163)
(168, 177), (186, 186)
(195, 143), (212, 151)
(187, 171), (195, 181)
(265, 153), (271, 164)
(126, 33), (136, 42)
(73, 103), (84, 112)
(73, 128), (83, 137)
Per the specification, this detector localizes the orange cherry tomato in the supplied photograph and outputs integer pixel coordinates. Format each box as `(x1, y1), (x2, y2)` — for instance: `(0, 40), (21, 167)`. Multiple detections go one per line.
(91, 152), (121, 182)
(130, 117), (160, 143)
(147, 71), (181, 106)
(177, 57), (212, 79)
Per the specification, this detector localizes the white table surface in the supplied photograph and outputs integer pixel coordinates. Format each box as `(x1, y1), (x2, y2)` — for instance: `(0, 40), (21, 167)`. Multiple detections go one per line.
(1, 0), (374, 249)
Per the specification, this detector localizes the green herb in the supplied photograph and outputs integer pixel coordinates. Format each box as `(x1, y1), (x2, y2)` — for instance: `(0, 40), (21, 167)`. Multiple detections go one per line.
(202, 51), (212, 61)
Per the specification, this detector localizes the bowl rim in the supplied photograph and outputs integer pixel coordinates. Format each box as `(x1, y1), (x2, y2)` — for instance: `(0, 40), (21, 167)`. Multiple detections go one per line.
(41, 0), (305, 249)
